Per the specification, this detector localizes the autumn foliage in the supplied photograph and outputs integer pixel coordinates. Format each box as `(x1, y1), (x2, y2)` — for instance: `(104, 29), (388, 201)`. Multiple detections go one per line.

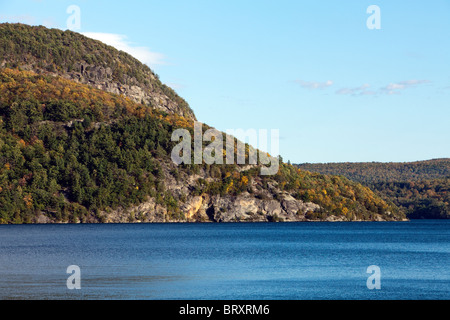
(0, 68), (405, 223)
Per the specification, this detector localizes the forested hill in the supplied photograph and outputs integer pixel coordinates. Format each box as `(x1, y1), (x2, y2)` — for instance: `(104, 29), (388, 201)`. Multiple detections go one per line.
(0, 23), (407, 224)
(296, 159), (450, 184)
(296, 160), (450, 219)
(0, 23), (196, 120)
(0, 69), (406, 224)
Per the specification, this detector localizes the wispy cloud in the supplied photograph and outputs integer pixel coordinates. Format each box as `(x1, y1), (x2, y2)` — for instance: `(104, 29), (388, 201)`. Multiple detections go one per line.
(337, 80), (431, 96)
(336, 84), (373, 96)
(380, 80), (431, 95)
(295, 79), (333, 90)
(82, 32), (166, 67)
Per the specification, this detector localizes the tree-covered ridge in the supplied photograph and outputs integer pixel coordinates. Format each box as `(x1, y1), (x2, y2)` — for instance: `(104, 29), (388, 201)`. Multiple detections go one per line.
(271, 165), (402, 221)
(0, 68), (405, 223)
(296, 160), (450, 219)
(296, 159), (450, 184)
(0, 23), (195, 120)
(372, 179), (450, 219)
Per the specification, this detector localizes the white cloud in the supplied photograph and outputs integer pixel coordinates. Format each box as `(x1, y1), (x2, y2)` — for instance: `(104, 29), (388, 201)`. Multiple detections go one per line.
(336, 84), (371, 96)
(82, 32), (166, 67)
(380, 80), (430, 95)
(295, 79), (333, 90)
(360, 90), (377, 96)
(337, 80), (431, 96)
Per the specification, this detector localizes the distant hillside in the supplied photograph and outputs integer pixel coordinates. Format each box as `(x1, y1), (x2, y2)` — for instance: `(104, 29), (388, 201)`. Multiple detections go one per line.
(296, 159), (450, 184)
(296, 160), (450, 219)
(0, 23), (196, 120)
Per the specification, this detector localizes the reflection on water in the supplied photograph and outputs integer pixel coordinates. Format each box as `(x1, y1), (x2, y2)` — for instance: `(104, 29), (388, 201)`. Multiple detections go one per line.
(0, 221), (449, 300)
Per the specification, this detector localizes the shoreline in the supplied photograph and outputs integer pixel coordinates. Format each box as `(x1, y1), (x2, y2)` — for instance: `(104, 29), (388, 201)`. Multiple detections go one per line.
(0, 218), (413, 225)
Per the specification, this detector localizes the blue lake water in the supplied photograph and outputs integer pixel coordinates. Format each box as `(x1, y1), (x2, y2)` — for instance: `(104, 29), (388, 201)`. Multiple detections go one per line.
(0, 220), (449, 300)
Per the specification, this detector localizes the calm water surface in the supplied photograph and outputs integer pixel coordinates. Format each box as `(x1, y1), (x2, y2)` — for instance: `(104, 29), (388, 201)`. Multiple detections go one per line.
(0, 220), (448, 300)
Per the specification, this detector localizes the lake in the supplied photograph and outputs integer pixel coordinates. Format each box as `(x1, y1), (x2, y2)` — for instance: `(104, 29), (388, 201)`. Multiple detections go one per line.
(0, 220), (448, 300)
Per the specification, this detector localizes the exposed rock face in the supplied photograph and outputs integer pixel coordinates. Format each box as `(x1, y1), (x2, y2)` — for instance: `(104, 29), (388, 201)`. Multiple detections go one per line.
(14, 61), (196, 120)
(94, 160), (324, 223)
(181, 196), (209, 221)
(64, 158), (400, 224)
(98, 193), (321, 224)
(205, 193), (320, 222)
(102, 198), (167, 223)
(62, 63), (196, 120)
(35, 213), (53, 224)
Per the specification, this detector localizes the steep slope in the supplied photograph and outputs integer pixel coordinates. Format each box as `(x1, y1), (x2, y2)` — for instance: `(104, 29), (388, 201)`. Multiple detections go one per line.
(0, 23), (196, 120)
(0, 68), (406, 223)
(296, 160), (450, 219)
(0, 24), (407, 224)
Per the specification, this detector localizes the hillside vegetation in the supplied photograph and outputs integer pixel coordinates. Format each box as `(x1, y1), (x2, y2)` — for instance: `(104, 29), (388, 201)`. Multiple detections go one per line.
(296, 160), (450, 219)
(0, 68), (406, 223)
(0, 23), (409, 223)
(297, 160), (450, 184)
(0, 23), (195, 120)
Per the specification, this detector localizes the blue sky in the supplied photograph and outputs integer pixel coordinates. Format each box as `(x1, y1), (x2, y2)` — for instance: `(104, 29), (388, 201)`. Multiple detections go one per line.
(1, 0), (449, 163)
